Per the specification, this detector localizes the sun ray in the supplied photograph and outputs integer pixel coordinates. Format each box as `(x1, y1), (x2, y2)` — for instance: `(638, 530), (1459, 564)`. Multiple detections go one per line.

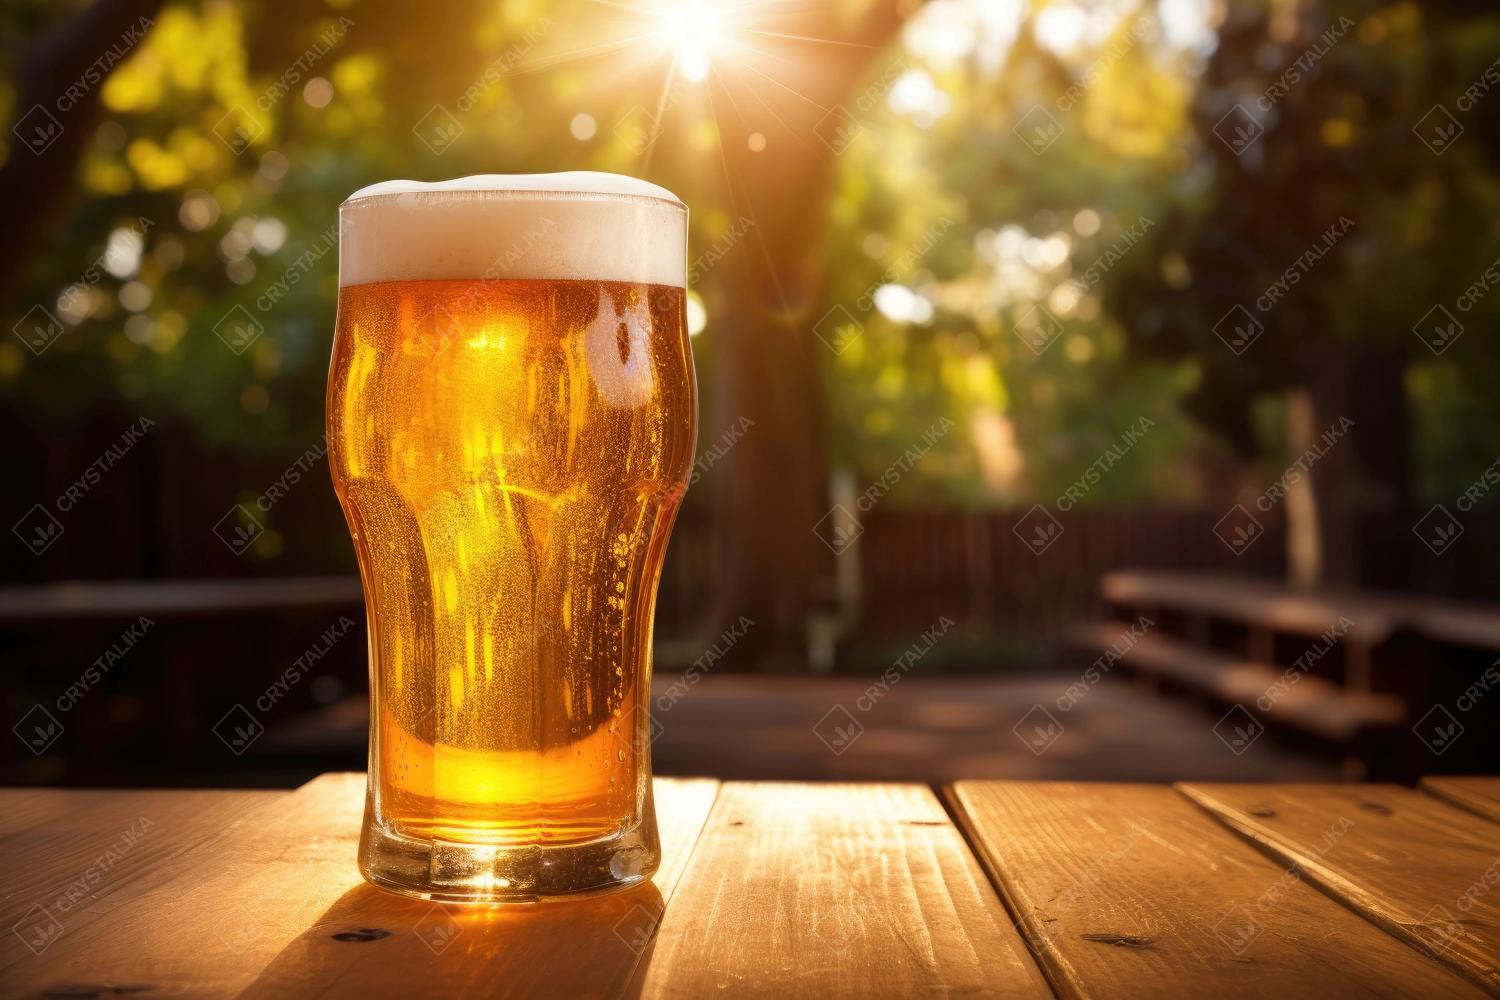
(699, 76), (802, 363)
(721, 50), (840, 116)
(714, 56), (820, 156)
(584, 0), (659, 13)
(724, 0), (807, 11)
(735, 28), (883, 49)
(703, 73), (750, 222)
(640, 58), (681, 175)
(494, 33), (670, 78)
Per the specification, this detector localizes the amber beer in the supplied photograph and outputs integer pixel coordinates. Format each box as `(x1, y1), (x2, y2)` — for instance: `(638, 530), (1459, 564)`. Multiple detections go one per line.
(328, 174), (693, 901)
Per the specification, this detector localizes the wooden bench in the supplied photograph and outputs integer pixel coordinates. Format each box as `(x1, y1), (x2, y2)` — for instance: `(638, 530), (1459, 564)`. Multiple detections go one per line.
(1099, 568), (1500, 689)
(1068, 622), (1405, 742)
(1073, 571), (1500, 767)
(0, 576), (362, 622)
(4, 775), (1498, 997)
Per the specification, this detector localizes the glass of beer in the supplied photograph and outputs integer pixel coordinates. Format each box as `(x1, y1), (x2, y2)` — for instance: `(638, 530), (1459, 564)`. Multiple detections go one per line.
(328, 173), (694, 901)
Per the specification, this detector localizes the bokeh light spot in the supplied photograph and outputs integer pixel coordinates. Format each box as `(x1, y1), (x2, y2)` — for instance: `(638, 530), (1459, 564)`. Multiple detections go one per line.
(570, 113), (598, 140)
(304, 77), (335, 108)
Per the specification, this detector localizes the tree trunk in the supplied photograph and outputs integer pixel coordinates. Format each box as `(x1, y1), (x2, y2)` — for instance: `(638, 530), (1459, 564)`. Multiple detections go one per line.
(1308, 344), (1358, 589)
(699, 1), (903, 669)
(1346, 344), (1413, 591)
(1283, 388), (1323, 587)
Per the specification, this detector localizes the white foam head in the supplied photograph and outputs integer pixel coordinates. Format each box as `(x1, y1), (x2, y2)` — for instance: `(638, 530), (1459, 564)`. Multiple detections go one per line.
(339, 173), (686, 288)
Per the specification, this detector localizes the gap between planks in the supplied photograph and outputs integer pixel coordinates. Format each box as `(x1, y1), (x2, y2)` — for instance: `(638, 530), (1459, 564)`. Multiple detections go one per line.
(1422, 776), (1500, 827)
(947, 780), (1485, 1000)
(627, 781), (1054, 1000)
(1176, 781), (1500, 998)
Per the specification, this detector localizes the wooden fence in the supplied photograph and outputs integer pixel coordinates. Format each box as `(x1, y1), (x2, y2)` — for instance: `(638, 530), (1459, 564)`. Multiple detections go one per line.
(4, 415), (1498, 646)
(657, 505), (1500, 643)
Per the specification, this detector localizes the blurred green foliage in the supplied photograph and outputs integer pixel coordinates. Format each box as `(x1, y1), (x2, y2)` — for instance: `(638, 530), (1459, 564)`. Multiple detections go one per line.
(4, 0), (1500, 511)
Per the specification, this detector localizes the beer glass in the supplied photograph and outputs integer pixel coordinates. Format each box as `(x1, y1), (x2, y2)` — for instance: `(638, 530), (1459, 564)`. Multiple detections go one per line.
(328, 173), (694, 901)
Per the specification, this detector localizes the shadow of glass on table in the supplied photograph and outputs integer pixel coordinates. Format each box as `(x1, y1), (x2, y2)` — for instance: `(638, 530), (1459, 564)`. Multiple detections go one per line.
(235, 880), (665, 1000)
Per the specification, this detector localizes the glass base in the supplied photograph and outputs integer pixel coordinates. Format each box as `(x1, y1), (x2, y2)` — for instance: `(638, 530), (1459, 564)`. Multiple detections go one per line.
(357, 798), (662, 904)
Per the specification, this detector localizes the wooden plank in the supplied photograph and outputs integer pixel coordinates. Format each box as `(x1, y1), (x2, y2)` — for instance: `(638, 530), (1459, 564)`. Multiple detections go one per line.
(0, 575), (361, 621)
(0, 785), (287, 864)
(1409, 606), (1500, 653)
(1101, 569), (1500, 652)
(2, 774), (719, 1000)
(948, 780), (1484, 1000)
(1100, 570), (1398, 645)
(2, 787), (289, 970)
(1, 776), (363, 998)
(1178, 782), (1500, 996)
(629, 781), (1053, 1000)
(1068, 623), (1405, 741)
(1423, 777), (1500, 826)
(234, 776), (720, 1000)
(0, 787), (277, 839)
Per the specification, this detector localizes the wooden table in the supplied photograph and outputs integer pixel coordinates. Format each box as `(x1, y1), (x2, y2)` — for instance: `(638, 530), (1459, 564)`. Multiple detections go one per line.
(4, 775), (1499, 998)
